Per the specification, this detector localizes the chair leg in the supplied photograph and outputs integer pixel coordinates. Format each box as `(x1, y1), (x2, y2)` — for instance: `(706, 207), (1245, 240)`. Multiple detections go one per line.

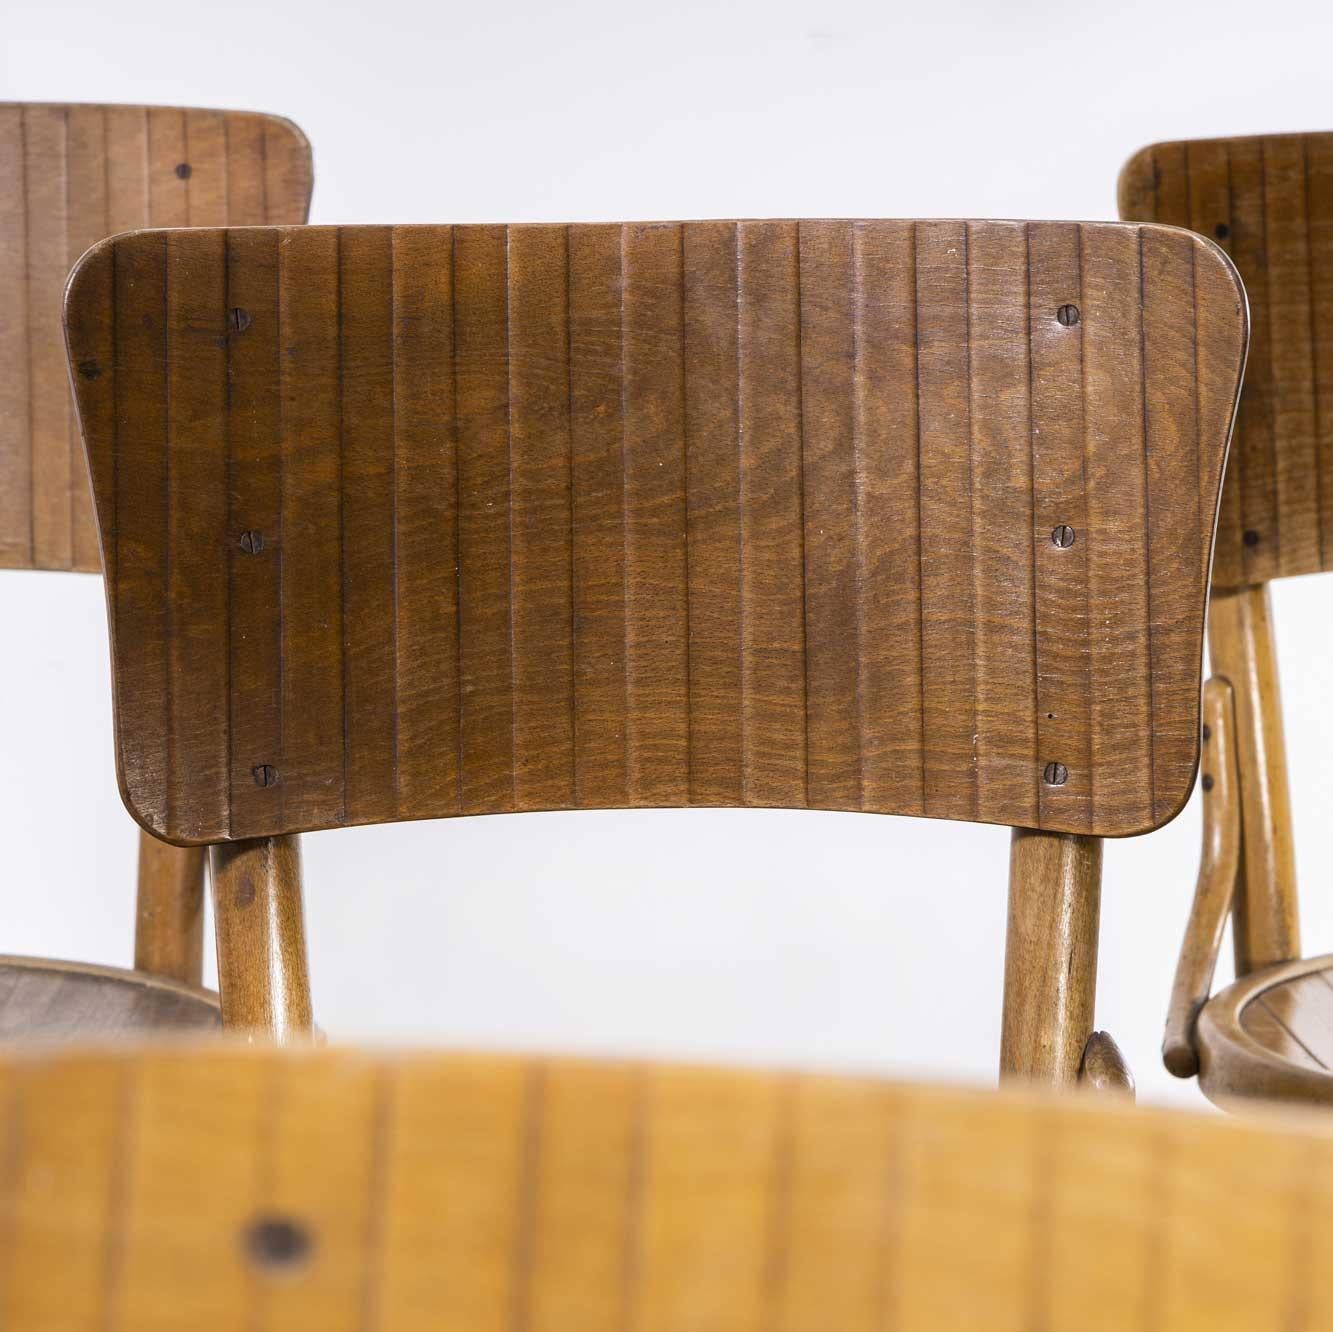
(210, 835), (313, 1042)
(134, 830), (206, 985)
(1208, 583), (1299, 974)
(999, 827), (1102, 1085)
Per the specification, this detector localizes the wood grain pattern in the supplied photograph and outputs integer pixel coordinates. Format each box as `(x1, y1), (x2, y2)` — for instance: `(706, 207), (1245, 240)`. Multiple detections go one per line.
(1117, 132), (1333, 585)
(0, 102), (312, 573)
(65, 221), (1246, 843)
(1197, 952), (1333, 1105)
(4, 1046), (1333, 1331)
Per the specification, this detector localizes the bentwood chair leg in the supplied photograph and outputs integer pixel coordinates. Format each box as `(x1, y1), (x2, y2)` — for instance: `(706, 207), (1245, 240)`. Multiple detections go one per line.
(133, 830), (206, 985)
(209, 835), (313, 1041)
(1208, 583), (1300, 974)
(999, 828), (1102, 1085)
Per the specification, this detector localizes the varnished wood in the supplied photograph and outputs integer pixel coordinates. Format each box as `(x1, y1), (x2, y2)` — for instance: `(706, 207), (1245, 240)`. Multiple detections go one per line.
(1163, 677), (1241, 1077)
(1079, 1030), (1135, 1097)
(0, 956), (218, 1039)
(1119, 133), (1333, 586)
(1196, 953), (1333, 1106)
(209, 836), (312, 1041)
(133, 833), (205, 984)
(1000, 828), (1102, 1084)
(4, 1044), (1333, 1330)
(0, 102), (312, 573)
(64, 220), (1247, 845)
(1207, 584), (1300, 973)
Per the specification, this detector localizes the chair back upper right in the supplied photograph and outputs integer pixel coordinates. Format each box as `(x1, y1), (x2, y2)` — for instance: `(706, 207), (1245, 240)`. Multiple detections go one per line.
(1120, 133), (1333, 587)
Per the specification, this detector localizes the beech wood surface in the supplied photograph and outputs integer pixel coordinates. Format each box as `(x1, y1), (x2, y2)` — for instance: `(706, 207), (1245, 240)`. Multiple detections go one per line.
(1163, 677), (1241, 1077)
(1197, 952), (1333, 1106)
(65, 220), (1246, 845)
(1120, 133), (1333, 586)
(2, 1045), (1333, 1332)
(0, 103), (313, 573)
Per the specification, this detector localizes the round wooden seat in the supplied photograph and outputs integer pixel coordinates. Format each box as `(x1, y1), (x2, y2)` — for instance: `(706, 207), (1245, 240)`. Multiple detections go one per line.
(1197, 952), (1333, 1106)
(0, 957), (221, 1042)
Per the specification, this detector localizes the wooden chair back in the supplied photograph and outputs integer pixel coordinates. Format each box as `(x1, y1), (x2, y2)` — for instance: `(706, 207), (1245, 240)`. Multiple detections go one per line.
(1119, 133), (1333, 587)
(64, 220), (1245, 846)
(2, 1044), (1332, 1330)
(1, 103), (313, 573)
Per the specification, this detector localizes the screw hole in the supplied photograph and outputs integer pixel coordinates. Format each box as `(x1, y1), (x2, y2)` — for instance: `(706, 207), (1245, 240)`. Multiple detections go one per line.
(175, 162), (192, 180)
(1056, 303), (1080, 327)
(1043, 761), (1069, 787)
(243, 1215), (312, 1274)
(1202, 723), (1211, 742)
(1243, 529), (1261, 548)
(1201, 773), (1215, 793)
(1215, 223), (1230, 240)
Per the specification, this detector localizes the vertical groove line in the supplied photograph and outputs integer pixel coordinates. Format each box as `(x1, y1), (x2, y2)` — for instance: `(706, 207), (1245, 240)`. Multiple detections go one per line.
(794, 223), (810, 806)
(277, 229), (288, 828)
(736, 223), (747, 801)
(1023, 1108), (1056, 1332)
(911, 223), (927, 813)
(1225, 140), (1248, 575)
(223, 232), (235, 836)
(0, 1069), (24, 1317)
(679, 224), (692, 802)
(509, 1064), (544, 1332)
(1025, 223), (1042, 826)
(761, 1077), (796, 1328)
(163, 233), (174, 835)
(619, 226), (632, 794)
(452, 228), (465, 812)
(1305, 137), (1326, 569)
(99, 1060), (138, 1332)
(390, 229), (401, 813)
(259, 116), (269, 222)
(505, 225), (518, 806)
(875, 1092), (906, 1332)
(618, 1069), (648, 1332)
(1076, 225), (1093, 831)
(962, 223), (977, 820)
(1137, 228), (1159, 819)
(21, 107), (34, 565)
(337, 227), (349, 824)
(566, 226), (579, 803)
(851, 224), (867, 809)
(63, 105), (74, 569)
(1261, 138), (1281, 572)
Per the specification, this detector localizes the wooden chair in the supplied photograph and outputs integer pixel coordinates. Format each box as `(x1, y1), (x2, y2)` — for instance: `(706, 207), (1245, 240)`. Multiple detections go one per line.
(0, 104), (312, 1037)
(1120, 134), (1333, 1106)
(3, 1042), (1333, 1330)
(63, 219), (1246, 1075)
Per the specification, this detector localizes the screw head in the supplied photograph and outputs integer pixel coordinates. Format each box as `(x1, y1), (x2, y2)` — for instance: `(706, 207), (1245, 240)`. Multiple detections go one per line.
(1201, 773), (1215, 793)
(1043, 761), (1069, 786)
(1051, 524), (1076, 549)
(243, 1215), (312, 1273)
(228, 307), (252, 334)
(252, 763), (278, 788)
(1243, 529), (1261, 547)
(239, 530), (264, 555)
(1056, 303), (1080, 327)
(175, 162), (192, 180)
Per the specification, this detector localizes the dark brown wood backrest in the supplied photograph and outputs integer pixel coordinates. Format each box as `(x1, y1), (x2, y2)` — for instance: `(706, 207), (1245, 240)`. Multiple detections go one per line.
(1119, 134), (1333, 586)
(65, 221), (1246, 845)
(0, 103), (312, 572)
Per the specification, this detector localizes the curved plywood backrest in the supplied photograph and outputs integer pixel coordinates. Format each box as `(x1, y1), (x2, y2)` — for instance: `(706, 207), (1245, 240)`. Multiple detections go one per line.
(1119, 133), (1333, 587)
(0, 103), (312, 573)
(65, 221), (1246, 844)
(2, 1044), (1332, 1330)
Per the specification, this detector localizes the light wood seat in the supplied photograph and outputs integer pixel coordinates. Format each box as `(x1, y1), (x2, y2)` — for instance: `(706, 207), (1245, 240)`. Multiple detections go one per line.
(5, 1043), (1333, 1330)
(0, 957), (219, 1041)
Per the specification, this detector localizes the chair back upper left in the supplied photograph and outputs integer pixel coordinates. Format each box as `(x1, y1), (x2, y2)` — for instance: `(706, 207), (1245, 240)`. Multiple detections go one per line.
(0, 103), (313, 572)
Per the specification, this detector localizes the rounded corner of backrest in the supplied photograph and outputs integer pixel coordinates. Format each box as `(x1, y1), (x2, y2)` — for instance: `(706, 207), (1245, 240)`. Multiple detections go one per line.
(1116, 142), (1161, 221)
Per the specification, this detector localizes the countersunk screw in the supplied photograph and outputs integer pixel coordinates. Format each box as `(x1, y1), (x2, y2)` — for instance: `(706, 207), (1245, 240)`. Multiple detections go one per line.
(1202, 773), (1215, 793)
(228, 307), (252, 334)
(1215, 223), (1230, 240)
(252, 764), (278, 788)
(1202, 723), (1212, 742)
(1057, 303), (1080, 327)
(243, 1215), (312, 1273)
(1043, 761), (1069, 787)
(1243, 529), (1261, 547)
(175, 162), (192, 180)
(239, 530), (264, 555)
(1051, 525), (1076, 548)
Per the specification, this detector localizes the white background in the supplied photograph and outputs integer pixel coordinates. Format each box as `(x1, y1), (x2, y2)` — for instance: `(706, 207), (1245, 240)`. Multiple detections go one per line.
(4, 0), (1333, 1108)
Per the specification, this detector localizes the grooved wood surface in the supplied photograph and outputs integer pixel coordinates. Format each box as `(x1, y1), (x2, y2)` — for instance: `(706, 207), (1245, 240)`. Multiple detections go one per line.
(65, 221), (1246, 844)
(1118, 133), (1333, 586)
(0, 103), (312, 572)
(1241, 965), (1333, 1072)
(3, 1046), (1333, 1332)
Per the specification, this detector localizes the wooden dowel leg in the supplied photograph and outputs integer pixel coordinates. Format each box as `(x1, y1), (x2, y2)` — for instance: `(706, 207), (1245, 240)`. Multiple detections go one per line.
(209, 835), (313, 1042)
(1208, 583), (1299, 974)
(134, 830), (206, 985)
(1000, 828), (1102, 1085)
